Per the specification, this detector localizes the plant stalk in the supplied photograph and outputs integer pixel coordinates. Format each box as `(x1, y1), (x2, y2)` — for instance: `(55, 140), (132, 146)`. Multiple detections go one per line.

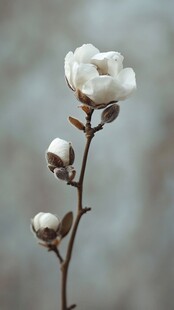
(61, 112), (94, 310)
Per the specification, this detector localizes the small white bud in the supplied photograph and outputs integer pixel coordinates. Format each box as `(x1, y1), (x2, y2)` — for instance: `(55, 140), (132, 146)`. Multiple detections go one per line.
(46, 138), (75, 170)
(31, 212), (60, 242)
(32, 212), (59, 231)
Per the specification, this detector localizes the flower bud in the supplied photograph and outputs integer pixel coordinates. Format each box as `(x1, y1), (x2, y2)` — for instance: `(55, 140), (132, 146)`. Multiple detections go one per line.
(31, 212), (60, 242)
(101, 104), (120, 124)
(54, 167), (69, 181)
(46, 138), (75, 172)
(54, 166), (76, 182)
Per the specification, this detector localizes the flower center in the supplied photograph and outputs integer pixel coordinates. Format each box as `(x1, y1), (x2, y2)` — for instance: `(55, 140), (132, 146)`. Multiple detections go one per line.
(96, 66), (110, 76)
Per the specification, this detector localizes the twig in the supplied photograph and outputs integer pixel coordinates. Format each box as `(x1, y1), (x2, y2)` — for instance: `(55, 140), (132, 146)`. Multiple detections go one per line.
(48, 244), (64, 264)
(60, 110), (93, 310)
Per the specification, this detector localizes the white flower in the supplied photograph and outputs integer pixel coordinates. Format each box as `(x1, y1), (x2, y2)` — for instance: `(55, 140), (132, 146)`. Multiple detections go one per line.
(46, 138), (75, 168)
(32, 212), (59, 232)
(65, 44), (136, 109)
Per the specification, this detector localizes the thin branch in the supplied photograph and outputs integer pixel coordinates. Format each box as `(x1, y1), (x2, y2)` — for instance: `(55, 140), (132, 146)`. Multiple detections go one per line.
(61, 207), (91, 310)
(53, 247), (64, 264)
(78, 136), (93, 199)
(48, 244), (64, 264)
(60, 110), (94, 310)
(68, 304), (77, 310)
(93, 123), (104, 133)
(67, 181), (79, 188)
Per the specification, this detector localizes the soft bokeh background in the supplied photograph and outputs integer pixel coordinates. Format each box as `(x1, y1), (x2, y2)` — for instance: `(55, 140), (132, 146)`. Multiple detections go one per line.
(1, 0), (174, 309)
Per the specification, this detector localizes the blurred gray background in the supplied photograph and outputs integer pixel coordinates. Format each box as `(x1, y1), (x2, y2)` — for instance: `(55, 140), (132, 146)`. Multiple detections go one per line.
(0, 0), (174, 309)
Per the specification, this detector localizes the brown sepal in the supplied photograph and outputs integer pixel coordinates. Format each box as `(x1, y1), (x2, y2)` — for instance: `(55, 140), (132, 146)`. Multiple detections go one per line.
(46, 152), (64, 168)
(79, 105), (92, 115)
(68, 116), (85, 131)
(58, 211), (73, 238)
(36, 227), (57, 242)
(76, 89), (118, 109)
(76, 89), (95, 107)
(69, 146), (75, 165)
(47, 164), (56, 173)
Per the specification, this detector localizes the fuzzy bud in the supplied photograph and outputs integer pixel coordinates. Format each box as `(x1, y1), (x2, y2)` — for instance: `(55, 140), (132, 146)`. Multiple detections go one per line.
(101, 104), (120, 124)
(31, 212), (60, 242)
(54, 166), (76, 182)
(54, 167), (69, 181)
(46, 138), (75, 172)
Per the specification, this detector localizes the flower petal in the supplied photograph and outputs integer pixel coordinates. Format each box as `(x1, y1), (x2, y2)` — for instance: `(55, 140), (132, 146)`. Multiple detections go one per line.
(74, 44), (100, 63)
(39, 213), (59, 231)
(91, 51), (123, 75)
(73, 63), (99, 90)
(33, 212), (44, 231)
(107, 58), (123, 77)
(115, 68), (136, 100)
(82, 76), (118, 105)
(64, 46), (100, 90)
(64, 51), (76, 89)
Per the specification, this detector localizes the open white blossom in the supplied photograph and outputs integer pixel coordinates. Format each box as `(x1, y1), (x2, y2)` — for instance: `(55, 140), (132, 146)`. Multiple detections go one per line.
(46, 138), (74, 167)
(65, 43), (136, 109)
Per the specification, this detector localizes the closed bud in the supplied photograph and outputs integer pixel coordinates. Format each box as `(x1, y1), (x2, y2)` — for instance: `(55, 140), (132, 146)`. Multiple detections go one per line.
(31, 211), (73, 244)
(31, 212), (60, 242)
(54, 166), (76, 182)
(46, 138), (75, 171)
(54, 167), (69, 181)
(101, 104), (120, 124)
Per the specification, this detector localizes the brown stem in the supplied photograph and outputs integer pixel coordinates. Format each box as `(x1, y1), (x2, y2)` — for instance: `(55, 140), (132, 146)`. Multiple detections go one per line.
(53, 247), (64, 264)
(48, 244), (64, 264)
(61, 111), (94, 310)
(78, 136), (93, 209)
(61, 207), (91, 309)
